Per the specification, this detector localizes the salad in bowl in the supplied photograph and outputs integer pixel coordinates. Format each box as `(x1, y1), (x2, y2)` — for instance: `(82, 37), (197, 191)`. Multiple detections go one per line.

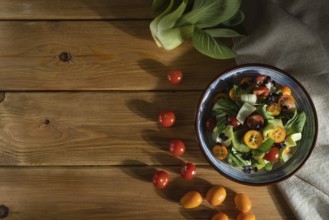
(195, 64), (317, 185)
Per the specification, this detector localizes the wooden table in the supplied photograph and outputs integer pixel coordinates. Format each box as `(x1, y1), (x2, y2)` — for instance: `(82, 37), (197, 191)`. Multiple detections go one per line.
(0, 1), (296, 219)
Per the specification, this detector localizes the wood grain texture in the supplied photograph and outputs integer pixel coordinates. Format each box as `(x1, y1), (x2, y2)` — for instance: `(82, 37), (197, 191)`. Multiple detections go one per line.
(0, 91), (208, 166)
(0, 167), (295, 220)
(0, 0), (153, 20)
(0, 21), (235, 91)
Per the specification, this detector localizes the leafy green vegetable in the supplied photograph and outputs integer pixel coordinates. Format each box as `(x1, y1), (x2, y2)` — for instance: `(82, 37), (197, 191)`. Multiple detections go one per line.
(228, 147), (250, 167)
(264, 162), (273, 171)
(204, 28), (243, 38)
(150, 0), (245, 59)
(284, 110), (306, 135)
(231, 130), (251, 153)
(192, 27), (236, 59)
(213, 99), (240, 115)
(223, 10), (245, 26)
(258, 138), (275, 153)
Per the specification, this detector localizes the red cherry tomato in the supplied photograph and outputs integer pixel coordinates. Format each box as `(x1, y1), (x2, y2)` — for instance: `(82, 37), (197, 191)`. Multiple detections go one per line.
(256, 75), (267, 85)
(181, 163), (196, 179)
(264, 147), (280, 162)
(253, 87), (270, 97)
(206, 116), (217, 131)
(152, 170), (169, 189)
(227, 115), (240, 127)
(246, 114), (264, 129)
(167, 70), (183, 85)
(169, 139), (186, 156)
(158, 111), (175, 127)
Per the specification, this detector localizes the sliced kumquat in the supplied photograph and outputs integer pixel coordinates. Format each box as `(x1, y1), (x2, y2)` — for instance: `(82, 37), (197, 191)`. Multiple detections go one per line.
(243, 130), (263, 149)
(213, 145), (228, 160)
(281, 86), (292, 96)
(278, 95), (296, 110)
(268, 126), (286, 143)
(283, 146), (291, 154)
(229, 88), (238, 100)
(266, 103), (281, 116)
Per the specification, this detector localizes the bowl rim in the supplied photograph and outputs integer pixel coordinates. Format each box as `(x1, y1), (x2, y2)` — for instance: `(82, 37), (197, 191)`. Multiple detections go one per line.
(195, 63), (318, 186)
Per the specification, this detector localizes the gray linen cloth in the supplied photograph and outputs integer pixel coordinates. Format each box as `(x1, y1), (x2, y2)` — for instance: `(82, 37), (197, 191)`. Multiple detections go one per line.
(233, 0), (329, 219)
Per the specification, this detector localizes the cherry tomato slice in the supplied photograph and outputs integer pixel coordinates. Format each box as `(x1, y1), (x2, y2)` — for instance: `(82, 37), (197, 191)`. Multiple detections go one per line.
(266, 103), (281, 116)
(167, 70), (183, 85)
(255, 75), (267, 85)
(158, 111), (175, 127)
(212, 145), (228, 160)
(169, 139), (186, 156)
(243, 130), (264, 149)
(152, 170), (169, 189)
(264, 147), (280, 162)
(245, 114), (264, 129)
(227, 115), (240, 127)
(268, 126), (286, 143)
(180, 162), (196, 179)
(278, 95), (296, 110)
(253, 87), (270, 97)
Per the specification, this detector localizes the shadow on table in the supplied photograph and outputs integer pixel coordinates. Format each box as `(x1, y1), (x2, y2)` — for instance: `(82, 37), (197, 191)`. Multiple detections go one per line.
(120, 160), (157, 183)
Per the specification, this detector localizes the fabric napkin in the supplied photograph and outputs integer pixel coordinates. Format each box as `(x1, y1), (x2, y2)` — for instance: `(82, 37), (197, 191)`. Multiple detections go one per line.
(232, 0), (329, 219)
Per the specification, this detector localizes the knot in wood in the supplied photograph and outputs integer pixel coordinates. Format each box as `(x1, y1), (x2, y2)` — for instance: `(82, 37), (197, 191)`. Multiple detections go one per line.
(59, 52), (72, 62)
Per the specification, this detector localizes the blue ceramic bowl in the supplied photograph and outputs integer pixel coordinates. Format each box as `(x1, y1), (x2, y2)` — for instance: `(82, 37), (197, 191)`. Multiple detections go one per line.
(195, 64), (318, 185)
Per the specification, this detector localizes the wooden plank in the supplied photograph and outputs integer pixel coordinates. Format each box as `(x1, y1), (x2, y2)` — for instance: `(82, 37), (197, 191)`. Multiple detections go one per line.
(0, 167), (295, 220)
(0, 91), (209, 166)
(0, 21), (235, 91)
(0, 0), (153, 20)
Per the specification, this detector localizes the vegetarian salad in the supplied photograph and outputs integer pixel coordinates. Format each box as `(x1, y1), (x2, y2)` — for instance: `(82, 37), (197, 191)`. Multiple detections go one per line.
(207, 74), (306, 173)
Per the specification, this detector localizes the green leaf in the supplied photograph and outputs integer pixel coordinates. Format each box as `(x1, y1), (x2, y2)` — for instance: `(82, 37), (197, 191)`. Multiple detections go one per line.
(158, 0), (188, 31)
(213, 99), (240, 115)
(258, 138), (275, 153)
(223, 10), (245, 27)
(178, 0), (241, 28)
(284, 111), (306, 135)
(231, 130), (251, 153)
(192, 27), (236, 59)
(204, 28), (244, 38)
(152, 0), (167, 12)
(264, 162), (273, 171)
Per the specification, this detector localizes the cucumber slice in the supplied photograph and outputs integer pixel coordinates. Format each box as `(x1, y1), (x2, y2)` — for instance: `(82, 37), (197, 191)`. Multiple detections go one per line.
(241, 94), (257, 105)
(236, 102), (256, 124)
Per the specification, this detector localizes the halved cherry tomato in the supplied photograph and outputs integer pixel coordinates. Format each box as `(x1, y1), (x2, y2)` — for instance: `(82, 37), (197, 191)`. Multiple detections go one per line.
(264, 147), (280, 162)
(281, 86), (292, 96)
(169, 139), (186, 156)
(152, 170), (169, 189)
(158, 111), (175, 127)
(213, 145), (228, 160)
(243, 130), (263, 149)
(245, 114), (264, 129)
(268, 126), (286, 143)
(167, 70), (183, 85)
(181, 163), (196, 179)
(266, 103), (281, 116)
(255, 75), (267, 85)
(278, 95), (296, 110)
(253, 87), (270, 97)
(227, 115), (240, 127)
